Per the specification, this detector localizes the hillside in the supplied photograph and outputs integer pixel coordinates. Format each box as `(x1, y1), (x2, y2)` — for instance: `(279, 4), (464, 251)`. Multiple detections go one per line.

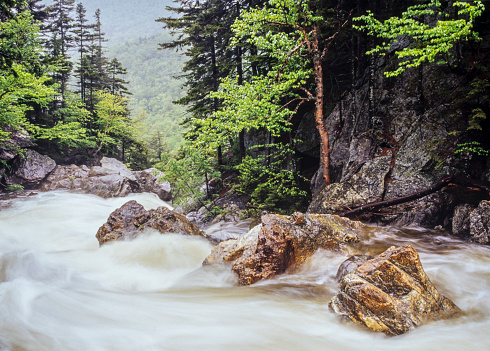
(107, 33), (187, 152)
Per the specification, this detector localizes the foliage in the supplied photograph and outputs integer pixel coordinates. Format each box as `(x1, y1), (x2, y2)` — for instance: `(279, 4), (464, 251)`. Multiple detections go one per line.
(354, 0), (485, 77)
(0, 64), (55, 142)
(5, 183), (24, 193)
(93, 90), (131, 151)
(155, 145), (220, 207)
(191, 0), (317, 149)
(455, 141), (489, 156)
(0, 11), (45, 74)
(234, 144), (307, 212)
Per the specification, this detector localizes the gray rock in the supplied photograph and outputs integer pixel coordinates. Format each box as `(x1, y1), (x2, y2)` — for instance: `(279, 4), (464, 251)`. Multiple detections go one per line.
(134, 168), (171, 201)
(308, 63), (464, 227)
(452, 204), (473, 238)
(40, 157), (171, 201)
(469, 200), (490, 244)
(6, 150), (56, 188)
(308, 156), (391, 214)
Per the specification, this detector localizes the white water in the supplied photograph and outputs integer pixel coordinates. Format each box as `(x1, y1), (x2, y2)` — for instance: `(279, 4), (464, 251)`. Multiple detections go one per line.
(0, 191), (489, 351)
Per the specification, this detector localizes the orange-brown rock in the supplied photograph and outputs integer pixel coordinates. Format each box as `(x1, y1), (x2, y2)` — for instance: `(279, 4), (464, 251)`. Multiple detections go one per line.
(204, 212), (365, 285)
(96, 200), (205, 245)
(329, 245), (461, 335)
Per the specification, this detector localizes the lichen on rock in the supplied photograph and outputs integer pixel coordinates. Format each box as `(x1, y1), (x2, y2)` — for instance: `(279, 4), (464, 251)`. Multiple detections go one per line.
(204, 212), (367, 285)
(329, 245), (462, 336)
(96, 200), (205, 245)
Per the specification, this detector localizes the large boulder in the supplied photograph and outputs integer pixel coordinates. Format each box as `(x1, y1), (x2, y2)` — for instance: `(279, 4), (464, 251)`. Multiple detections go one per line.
(6, 150), (56, 188)
(96, 200), (206, 245)
(204, 212), (366, 285)
(329, 245), (461, 336)
(40, 157), (171, 201)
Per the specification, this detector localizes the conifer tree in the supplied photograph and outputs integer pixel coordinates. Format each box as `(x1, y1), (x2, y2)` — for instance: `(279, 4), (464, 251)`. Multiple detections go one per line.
(106, 58), (131, 96)
(43, 0), (76, 112)
(73, 3), (90, 103)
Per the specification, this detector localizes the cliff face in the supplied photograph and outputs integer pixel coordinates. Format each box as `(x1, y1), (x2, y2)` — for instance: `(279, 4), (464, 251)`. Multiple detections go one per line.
(307, 58), (490, 229)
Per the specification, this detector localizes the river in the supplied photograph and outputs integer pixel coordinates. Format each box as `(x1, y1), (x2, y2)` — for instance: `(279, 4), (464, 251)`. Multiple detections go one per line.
(0, 191), (489, 350)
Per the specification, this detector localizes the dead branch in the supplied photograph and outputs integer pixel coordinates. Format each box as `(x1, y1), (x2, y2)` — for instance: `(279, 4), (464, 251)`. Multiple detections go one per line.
(339, 175), (490, 218)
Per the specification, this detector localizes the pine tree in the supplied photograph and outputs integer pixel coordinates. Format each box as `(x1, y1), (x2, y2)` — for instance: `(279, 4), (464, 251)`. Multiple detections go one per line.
(43, 0), (76, 113)
(73, 3), (90, 103)
(84, 8), (109, 111)
(106, 58), (131, 96)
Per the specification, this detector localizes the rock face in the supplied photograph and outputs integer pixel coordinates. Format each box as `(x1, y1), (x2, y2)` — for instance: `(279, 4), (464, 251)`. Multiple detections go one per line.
(96, 200), (205, 245)
(329, 245), (461, 336)
(306, 63), (469, 228)
(6, 150), (56, 188)
(0, 126), (34, 162)
(40, 157), (171, 201)
(204, 212), (366, 285)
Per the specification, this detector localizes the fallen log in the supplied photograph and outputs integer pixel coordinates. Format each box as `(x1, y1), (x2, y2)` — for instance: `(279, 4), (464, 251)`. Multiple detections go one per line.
(340, 175), (490, 218)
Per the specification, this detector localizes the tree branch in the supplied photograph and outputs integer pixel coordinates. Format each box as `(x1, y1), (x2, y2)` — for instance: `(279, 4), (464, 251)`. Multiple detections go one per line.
(339, 175), (490, 218)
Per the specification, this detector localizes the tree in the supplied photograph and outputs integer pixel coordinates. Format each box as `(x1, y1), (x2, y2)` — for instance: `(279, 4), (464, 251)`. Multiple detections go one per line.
(193, 0), (350, 187)
(43, 0), (76, 105)
(93, 90), (131, 154)
(158, 0), (263, 162)
(73, 3), (90, 103)
(106, 58), (131, 96)
(354, 0), (485, 77)
(0, 12), (90, 150)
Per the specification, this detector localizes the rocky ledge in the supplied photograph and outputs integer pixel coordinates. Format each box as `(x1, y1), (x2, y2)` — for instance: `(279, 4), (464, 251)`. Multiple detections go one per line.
(329, 245), (462, 336)
(40, 156), (171, 201)
(96, 200), (206, 245)
(204, 212), (366, 285)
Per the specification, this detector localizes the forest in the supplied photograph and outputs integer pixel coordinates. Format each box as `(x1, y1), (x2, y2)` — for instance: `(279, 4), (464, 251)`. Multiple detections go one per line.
(1, 0), (489, 220)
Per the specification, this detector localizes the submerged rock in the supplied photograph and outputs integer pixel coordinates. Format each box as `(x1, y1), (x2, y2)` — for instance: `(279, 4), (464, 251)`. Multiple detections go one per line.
(329, 245), (461, 336)
(96, 200), (205, 245)
(40, 157), (171, 201)
(204, 212), (366, 285)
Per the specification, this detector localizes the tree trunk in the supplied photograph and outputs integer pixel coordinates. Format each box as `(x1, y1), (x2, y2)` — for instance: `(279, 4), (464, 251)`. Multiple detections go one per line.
(312, 25), (331, 186)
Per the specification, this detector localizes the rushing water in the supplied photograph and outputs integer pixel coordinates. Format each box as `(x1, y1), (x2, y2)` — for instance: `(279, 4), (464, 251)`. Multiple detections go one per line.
(0, 191), (489, 351)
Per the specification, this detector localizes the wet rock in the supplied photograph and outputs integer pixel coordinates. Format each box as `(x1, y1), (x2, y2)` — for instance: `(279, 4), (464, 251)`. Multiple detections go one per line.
(204, 212), (366, 285)
(329, 245), (461, 336)
(6, 150), (56, 188)
(452, 204), (473, 238)
(308, 156), (391, 214)
(40, 157), (171, 201)
(96, 200), (205, 245)
(335, 254), (373, 282)
(469, 200), (490, 244)
(134, 168), (172, 201)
